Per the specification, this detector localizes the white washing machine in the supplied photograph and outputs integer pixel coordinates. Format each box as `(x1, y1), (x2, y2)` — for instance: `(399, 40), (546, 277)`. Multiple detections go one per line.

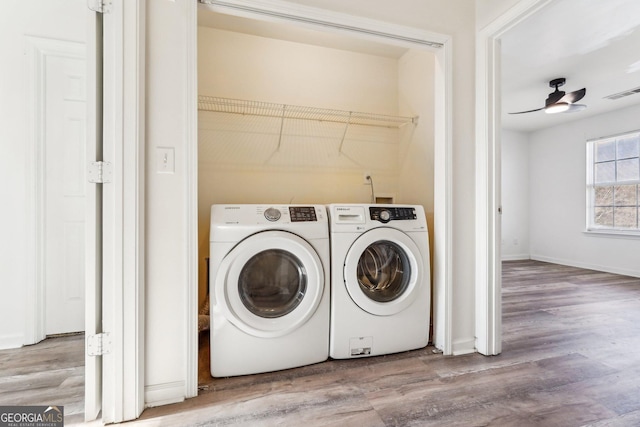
(209, 204), (330, 377)
(328, 204), (431, 359)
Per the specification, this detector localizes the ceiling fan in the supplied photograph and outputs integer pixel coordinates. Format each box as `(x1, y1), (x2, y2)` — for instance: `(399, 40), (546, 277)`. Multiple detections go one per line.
(509, 78), (587, 115)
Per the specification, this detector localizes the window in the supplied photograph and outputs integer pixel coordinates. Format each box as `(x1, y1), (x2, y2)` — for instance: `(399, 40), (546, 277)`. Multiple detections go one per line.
(587, 131), (640, 234)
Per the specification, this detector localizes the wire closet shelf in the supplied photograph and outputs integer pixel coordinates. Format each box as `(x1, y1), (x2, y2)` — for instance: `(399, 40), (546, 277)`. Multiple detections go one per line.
(198, 96), (418, 128)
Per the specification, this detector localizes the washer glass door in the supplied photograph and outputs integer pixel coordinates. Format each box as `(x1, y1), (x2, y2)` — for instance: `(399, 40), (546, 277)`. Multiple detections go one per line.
(344, 228), (424, 316)
(215, 230), (324, 337)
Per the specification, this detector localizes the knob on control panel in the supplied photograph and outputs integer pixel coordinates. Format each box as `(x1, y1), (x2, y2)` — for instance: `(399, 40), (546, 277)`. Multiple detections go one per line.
(264, 207), (281, 222)
(369, 206), (417, 222)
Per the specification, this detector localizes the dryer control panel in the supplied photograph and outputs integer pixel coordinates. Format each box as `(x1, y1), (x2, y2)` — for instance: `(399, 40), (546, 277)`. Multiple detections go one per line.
(369, 206), (417, 223)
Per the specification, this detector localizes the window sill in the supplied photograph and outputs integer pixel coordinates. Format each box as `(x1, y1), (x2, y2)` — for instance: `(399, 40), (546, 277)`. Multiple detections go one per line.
(583, 229), (640, 239)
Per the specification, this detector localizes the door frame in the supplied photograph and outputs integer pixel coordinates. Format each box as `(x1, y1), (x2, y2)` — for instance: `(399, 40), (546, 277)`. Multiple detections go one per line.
(85, 5), (102, 420)
(187, 0), (454, 374)
(100, 0), (146, 422)
(475, 0), (553, 355)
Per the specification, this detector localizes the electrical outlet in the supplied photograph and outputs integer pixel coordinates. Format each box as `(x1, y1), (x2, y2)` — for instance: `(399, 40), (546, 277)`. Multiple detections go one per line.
(363, 172), (371, 185)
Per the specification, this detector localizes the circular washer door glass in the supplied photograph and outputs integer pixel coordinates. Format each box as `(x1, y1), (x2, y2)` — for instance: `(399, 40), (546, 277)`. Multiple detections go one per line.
(343, 227), (423, 316)
(356, 240), (411, 302)
(238, 249), (307, 318)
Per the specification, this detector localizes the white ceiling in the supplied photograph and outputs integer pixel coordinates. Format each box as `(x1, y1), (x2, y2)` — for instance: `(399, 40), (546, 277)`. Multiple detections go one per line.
(199, 1), (640, 134)
(501, 0), (640, 133)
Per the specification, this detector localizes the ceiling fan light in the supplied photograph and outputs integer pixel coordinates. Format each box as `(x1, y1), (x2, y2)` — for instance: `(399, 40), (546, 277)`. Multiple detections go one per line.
(545, 102), (570, 114)
(566, 103), (587, 113)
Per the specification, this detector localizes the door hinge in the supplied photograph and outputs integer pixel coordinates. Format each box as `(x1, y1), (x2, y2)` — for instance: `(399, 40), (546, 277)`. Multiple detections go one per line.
(88, 161), (113, 184)
(87, 332), (112, 356)
(87, 0), (112, 14)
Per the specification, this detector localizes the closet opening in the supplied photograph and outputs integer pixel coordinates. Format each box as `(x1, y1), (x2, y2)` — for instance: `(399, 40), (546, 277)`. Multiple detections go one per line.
(195, 4), (440, 385)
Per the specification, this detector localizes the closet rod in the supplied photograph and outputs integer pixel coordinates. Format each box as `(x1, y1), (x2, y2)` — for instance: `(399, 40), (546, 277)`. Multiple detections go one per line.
(198, 95), (418, 128)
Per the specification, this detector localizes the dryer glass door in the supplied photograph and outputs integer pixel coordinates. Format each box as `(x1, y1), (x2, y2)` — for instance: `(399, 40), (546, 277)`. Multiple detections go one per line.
(357, 240), (411, 303)
(238, 249), (307, 318)
(344, 228), (424, 316)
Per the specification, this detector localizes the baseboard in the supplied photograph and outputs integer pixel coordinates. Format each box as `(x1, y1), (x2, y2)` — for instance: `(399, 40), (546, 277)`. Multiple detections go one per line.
(0, 334), (24, 350)
(501, 254), (530, 261)
(530, 254), (640, 279)
(144, 381), (186, 408)
(451, 337), (476, 356)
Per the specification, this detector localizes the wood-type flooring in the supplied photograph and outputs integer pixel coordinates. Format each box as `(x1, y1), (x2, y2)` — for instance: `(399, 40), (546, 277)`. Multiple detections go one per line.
(0, 333), (84, 417)
(3, 260), (640, 426)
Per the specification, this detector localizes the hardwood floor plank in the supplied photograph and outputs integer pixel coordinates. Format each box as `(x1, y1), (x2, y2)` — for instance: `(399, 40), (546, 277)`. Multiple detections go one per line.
(586, 409), (640, 426)
(5, 260), (640, 426)
(0, 334), (84, 420)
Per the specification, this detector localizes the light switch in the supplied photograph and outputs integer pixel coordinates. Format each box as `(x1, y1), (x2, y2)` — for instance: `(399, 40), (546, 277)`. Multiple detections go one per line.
(157, 147), (175, 174)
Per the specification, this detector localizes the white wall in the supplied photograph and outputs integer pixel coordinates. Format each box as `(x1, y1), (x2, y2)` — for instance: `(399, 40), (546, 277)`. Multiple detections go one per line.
(0, 0), (85, 349)
(198, 29), (400, 113)
(476, 0), (523, 29)
(501, 129), (530, 260)
(144, 0), (193, 406)
(397, 49), (436, 260)
(529, 103), (640, 277)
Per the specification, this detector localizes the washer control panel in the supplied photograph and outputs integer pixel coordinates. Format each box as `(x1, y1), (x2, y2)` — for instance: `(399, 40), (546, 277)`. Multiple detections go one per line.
(369, 206), (417, 223)
(262, 206), (318, 222)
(263, 207), (282, 222)
(289, 206), (317, 222)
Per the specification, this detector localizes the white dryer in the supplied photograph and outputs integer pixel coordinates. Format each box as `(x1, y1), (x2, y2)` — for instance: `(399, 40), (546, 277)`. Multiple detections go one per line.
(209, 204), (330, 377)
(328, 204), (431, 359)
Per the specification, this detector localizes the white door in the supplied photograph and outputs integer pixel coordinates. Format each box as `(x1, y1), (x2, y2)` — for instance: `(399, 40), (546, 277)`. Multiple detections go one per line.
(33, 7), (103, 419)
(18, 0), (102, 420)
(44, 53), (87, 336)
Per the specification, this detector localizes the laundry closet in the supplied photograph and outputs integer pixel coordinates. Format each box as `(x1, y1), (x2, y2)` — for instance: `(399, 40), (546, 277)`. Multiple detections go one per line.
(196, 8), (436, 307)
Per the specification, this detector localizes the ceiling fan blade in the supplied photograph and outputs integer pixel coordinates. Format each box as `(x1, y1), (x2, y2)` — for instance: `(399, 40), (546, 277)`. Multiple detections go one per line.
(546, 90), (565, 106)
(559, 88), (586, 104)
(508, 107), (545, 115)
(564, 103), (587, 113)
